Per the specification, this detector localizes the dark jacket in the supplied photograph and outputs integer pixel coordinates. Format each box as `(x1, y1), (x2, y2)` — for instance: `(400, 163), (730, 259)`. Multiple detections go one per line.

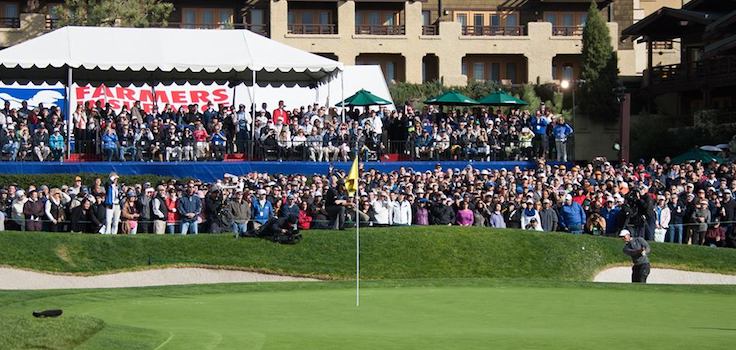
(623, 237), (650, 265)
(431, 203), (456, 225)
(70, 205), (96, 233)
(177, 193), (202, 222)
(539, 208), (559, 232)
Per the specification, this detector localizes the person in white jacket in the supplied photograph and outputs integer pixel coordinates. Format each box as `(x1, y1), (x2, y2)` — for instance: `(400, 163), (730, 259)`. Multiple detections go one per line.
(521, 200), (542, 230)
(372, 191), (393, 225)
(391, 191), (412, 226)
(655, 195), (671, 242)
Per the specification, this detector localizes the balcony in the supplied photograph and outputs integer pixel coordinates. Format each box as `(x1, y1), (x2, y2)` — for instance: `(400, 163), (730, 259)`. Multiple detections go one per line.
(245, 24), (269, 36)
(461, 26), (525, 36)
(0, 17), (20, 29)
(422, 25), (438, 36)
(288, 24), (336, 35)
(355, 25), (405, 35)
(648, 56), (736, 92)
(552, 26), (583, 36)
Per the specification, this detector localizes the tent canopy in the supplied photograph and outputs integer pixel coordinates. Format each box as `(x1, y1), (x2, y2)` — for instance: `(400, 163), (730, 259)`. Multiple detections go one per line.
(671, 148), (725, 164)
(0, 26), (343, 86)
(335, 89), (392, 107)
(478, 91), (528, 106)
(424, 91), (478, 106)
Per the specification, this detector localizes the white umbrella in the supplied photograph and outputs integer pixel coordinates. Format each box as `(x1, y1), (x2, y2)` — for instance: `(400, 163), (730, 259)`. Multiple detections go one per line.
(699, 145), (723, 152)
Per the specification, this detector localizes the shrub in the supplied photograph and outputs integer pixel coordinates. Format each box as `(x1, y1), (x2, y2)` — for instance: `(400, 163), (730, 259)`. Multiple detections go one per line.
(0, 173), (188, 189)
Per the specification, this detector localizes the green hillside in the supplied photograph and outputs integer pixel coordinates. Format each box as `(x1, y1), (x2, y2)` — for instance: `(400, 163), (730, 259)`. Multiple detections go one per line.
(2, 227), (735, 280)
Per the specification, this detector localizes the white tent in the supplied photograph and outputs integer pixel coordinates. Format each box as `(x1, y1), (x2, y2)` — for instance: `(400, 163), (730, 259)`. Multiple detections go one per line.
(0, 26), (342, 85)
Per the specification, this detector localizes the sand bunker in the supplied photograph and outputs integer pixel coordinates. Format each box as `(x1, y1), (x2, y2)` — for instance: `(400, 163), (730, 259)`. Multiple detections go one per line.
(0, 267), (318, 290)
(594, 267), (736, 284)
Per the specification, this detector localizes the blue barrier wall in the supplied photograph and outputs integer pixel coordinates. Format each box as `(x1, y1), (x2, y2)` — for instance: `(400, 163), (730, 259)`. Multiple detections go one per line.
(0, 161), (567, 182)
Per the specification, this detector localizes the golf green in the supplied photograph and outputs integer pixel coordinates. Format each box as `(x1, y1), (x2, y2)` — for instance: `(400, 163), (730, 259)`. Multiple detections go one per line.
(3, 281), (735, 350)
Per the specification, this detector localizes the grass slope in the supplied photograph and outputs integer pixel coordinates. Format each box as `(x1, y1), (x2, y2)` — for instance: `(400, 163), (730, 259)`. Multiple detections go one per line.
(1, 227), (736, 280)
(1, 280), (735, 350)
(0, 315), (104, 350)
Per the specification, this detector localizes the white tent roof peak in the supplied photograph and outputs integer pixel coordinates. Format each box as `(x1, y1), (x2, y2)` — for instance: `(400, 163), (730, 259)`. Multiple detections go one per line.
(0, 26), (342, 85)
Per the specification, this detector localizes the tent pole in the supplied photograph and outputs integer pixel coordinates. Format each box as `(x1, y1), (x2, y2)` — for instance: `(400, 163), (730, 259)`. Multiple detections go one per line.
(66, 67), (72, 160)
(340, 71), (345, 123)
(151, 83), (157, 111)
(250, 71), (256, 160)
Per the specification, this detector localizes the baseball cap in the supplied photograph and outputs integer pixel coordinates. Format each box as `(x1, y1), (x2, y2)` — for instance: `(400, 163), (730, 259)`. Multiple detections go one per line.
(564, 194), (572, 201)
(619, 229), (631, 237)
(75, 176), (82, 181)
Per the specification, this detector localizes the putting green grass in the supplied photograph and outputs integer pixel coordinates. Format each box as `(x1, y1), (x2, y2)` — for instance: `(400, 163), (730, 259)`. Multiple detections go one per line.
(2, 280), (736, 350)
(2, 227), (736, 280)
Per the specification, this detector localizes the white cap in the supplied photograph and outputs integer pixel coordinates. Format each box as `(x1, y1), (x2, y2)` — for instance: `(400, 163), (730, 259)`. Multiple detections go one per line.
(564, 194), (572, 201)
(257, 189), (267, 195)
(619, 229), (631, 237)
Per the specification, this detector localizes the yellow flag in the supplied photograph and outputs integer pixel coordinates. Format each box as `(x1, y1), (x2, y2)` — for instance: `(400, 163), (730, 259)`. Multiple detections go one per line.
(345, 156), (359, 196)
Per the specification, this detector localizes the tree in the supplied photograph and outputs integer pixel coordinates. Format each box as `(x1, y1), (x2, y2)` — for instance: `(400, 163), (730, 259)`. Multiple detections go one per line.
(579, 1), (619, 120)
(54, 0), (174, 27)
(520, 84), (541, 113)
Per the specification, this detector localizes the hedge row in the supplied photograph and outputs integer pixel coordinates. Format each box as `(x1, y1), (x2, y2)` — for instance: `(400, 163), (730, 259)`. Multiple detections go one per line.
(0, 173), (188, 190)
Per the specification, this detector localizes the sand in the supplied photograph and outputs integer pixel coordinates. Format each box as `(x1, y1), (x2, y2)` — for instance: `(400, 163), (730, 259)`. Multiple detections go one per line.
(0, 267), (318, 290)
(594, 266), (736, 284)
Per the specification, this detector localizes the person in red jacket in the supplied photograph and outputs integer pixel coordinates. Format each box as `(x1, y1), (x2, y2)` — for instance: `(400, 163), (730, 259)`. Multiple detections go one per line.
(272, 100), (289, 125)
(297, 201), (312, 230)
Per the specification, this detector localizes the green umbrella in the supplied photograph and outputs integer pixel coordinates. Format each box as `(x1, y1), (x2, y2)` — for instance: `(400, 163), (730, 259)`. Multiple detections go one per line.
(671, 149), (725, 164)
(424, 90), (479, 106)
(478, 91), (528, 106)
(335, 89), (392, 107)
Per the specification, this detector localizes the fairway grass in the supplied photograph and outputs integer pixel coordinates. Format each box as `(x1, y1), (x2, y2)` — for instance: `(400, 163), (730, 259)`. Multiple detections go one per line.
(1, 280), (735, 350)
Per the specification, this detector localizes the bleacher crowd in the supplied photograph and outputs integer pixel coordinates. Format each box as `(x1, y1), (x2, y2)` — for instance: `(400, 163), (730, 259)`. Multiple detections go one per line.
(0, 98), (574, 162)
(0, 157), (734, 248)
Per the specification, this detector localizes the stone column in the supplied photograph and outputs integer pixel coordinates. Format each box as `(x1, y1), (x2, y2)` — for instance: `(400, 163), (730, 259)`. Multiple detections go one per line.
(269, 0), (288, 39)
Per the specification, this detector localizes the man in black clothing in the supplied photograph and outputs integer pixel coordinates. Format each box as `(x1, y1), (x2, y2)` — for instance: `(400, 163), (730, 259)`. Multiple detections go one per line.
(621, 229), (651, 283)
(430, 198), (455, 225)
(721, 190), (736, 248)
(324, 177), (349, 230)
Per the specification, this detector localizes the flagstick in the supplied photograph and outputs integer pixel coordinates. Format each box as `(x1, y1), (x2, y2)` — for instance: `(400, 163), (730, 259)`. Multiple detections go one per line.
(355, 149), (360, 307)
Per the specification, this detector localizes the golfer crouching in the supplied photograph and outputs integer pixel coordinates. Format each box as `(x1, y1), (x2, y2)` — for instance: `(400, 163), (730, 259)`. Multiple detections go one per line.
(620, 229), (651, 283)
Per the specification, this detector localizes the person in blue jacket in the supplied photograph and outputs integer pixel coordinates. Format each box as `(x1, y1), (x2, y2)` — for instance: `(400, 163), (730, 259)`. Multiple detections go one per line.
(600, 196), (622, 236)
(552, 117), (574, 162)
(101, 128), (119, 162)
(252, 188), (274, 227)
(558, 194), (586, 234)
(177, 183), (202, 235)
(530, 111), (549, 158)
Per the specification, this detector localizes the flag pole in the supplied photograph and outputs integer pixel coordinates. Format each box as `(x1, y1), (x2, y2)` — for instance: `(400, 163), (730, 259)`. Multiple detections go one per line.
(355, 148), (360, 307)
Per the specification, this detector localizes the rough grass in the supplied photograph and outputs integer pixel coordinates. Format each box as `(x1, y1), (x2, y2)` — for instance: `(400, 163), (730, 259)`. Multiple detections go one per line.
(0, 314), (104, 350)
(1, 227), (736, 280)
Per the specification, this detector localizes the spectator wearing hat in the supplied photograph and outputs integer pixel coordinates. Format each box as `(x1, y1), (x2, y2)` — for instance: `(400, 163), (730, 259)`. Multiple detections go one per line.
(559, 194), (585, 234)
(600, 196), (620, 236)
(705, 220), (726, 247)
(552, 117), (573, 162)
(691, 200), (711, 245)
(432, 197), (456, 226)
(280, 194), (300, 219)
(45, 188), (66, 232)
(252, 189), (274, 228)
(391, 191), (412, 226)
(539, 199), (558, 232)
(104, 173), (122, 234)
(413, 198), (430, 226)
(151, 186), (169, 234)
(121, 191), (140, 234)
(178, 183), (202, 235)
(504, 202), (522, 229)
(324, 178), (349, 230)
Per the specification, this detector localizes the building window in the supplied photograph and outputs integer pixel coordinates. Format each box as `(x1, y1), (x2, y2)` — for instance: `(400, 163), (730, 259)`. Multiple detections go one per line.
(461, 62), (467, 76)
(356, 11), (400, 26)
(0, 1), (19, 28)
(552, 63), (558, 80)
(490, 63), (500, 82)
(182, 8), (234, 29)
(473, 63), (484, 81)
(563, 65), (574, 81)
(455, 11), (520, 35)
(386, 62), (395, 82)
(422, 11), (431, 26)
(506, 63), (517, 83)
(546, 11), (588, 35)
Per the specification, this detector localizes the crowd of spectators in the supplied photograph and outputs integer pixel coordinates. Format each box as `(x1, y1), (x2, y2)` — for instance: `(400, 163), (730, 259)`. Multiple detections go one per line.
(0, 158), (735, 248)
(1, 98), (575, 162)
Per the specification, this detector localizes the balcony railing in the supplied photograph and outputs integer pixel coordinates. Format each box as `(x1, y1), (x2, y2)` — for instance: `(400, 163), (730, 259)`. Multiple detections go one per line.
(0, 16), (20, 29)
(652, 41), (674, 50)
(144, 22), (269, 36)
(355, 25), (405, 35)
(552, 26), (583, 36)
(649, 56), (736, 90)
(288, 24), (336, 35)
(461, 25), (524, 36)
(422, 25), (438, 35)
